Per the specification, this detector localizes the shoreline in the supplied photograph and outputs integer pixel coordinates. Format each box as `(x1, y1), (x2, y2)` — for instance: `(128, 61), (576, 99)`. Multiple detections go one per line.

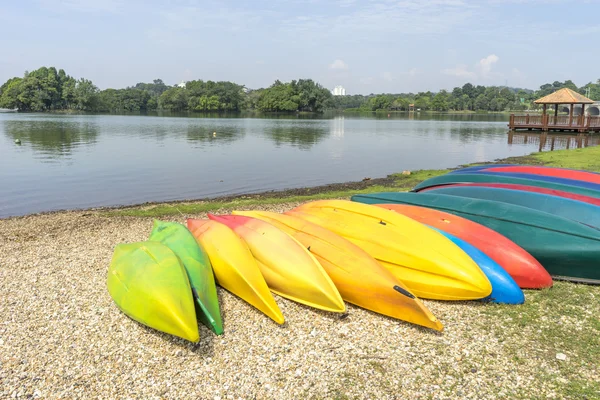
(2, 152), (544, 221)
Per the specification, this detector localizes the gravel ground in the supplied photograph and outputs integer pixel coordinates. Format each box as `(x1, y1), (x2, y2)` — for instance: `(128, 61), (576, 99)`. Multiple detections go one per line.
(1, 203), (599, 400)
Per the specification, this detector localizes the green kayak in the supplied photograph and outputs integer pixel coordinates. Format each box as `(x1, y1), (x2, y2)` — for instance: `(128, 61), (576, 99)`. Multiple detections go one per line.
(412, 173), (600, 198)
(352, 192), (600, 284)
(149, 220), (223, 335)
(107, 241), (199, 342)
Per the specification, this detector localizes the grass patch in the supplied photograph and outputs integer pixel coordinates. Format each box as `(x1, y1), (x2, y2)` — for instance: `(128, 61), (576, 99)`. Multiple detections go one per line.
(479, 281), (600, 397)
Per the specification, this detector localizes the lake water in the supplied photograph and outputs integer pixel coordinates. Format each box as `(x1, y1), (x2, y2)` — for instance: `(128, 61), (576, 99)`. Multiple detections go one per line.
(0, 112), (591, 218)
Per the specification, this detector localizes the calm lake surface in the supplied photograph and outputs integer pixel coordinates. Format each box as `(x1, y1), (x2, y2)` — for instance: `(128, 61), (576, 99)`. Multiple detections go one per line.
(0, 112), (586, 218)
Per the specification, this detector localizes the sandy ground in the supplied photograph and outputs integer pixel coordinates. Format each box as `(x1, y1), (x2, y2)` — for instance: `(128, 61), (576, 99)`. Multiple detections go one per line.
(1, 203), (599, 400)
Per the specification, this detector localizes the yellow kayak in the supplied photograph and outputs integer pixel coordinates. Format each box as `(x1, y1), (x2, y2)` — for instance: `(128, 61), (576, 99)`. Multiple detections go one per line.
(186, 218), (285, 325)
(107, 241), (199, 342)
(207, 213), (346, 313)
(232, 210), (443, 331)
(288, 200), (492, 301)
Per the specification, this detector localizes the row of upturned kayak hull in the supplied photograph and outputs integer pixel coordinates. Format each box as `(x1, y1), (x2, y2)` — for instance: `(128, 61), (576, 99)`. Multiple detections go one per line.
(106, 163), (599, 343)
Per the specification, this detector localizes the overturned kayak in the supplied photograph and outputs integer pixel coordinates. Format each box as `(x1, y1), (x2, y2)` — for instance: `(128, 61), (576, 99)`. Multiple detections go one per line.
(186, 219), (285, 325)
(148, 220), (223, 335)
(420, 183), (600, 207)
(207, 214), (346, 313)
(431, 227), (524, 305)
(107, 241), (199, 342)
(420, 186), (600, 229)
(287, 200), (492, 301)
(352, 192), (600, 284)
(451, 164), (600, 185)
(450, 170), (600, 192)
(232, 210), (443, 331)
(371, 203), (552, 288)
(412, 173), (600, 198)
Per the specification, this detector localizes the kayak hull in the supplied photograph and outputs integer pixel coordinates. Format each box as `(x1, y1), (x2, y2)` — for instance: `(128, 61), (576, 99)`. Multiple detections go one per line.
(412, 173), (600, 198)
(352, 192), (600, 283)
(107, 241), (199, 342)
(186, 219), (285, 325)
(420, 183), (600, 207)
(148, 220), (223, 335)
(231, 210), (443, 331)
(420, 186), (600, 229)
(451, 171), (600, 191)
(431, 228), (524, 305)
(372, 203), (552, 288)
(207, 214), (346, 313)
(451, 164), (600, 184)
(287, 200), (492, 301)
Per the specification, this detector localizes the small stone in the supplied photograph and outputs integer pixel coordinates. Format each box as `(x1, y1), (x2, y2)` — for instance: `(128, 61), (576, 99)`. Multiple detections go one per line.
(295, 369), (302, 377)
(556, 353), (567, 361)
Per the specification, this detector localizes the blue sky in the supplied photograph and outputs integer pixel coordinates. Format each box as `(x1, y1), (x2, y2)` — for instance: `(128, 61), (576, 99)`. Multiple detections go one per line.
(1, 0), (599, 94)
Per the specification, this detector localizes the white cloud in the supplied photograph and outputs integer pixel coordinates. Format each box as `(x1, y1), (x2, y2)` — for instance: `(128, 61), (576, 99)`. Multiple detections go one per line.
(329, 59), (349, 70)
(408, 68), (418, 77)
(476, 54), (499, 77)
(442, 64), (477, 79)
(382, 71), (394, 82)
(442, 54), (500, 81)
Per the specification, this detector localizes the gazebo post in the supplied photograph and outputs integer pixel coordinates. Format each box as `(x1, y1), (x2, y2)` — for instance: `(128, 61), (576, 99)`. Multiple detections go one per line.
(569, 104), (574, 127)
(542, 104), (547, 131)
(582, 104), (586, 129)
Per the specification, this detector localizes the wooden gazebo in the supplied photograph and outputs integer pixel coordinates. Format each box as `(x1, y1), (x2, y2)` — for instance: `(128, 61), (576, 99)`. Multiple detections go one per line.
(509, 88), (600, 133)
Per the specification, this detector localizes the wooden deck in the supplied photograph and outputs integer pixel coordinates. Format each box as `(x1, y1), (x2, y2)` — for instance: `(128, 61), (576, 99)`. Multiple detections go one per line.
(508, 114), (600, 132)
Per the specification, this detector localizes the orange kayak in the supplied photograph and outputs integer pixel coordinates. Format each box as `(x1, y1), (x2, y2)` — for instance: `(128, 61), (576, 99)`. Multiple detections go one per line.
(374, 204), (553, 289)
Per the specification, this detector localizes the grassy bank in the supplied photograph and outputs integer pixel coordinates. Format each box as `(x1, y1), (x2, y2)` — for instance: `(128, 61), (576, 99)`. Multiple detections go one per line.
(106, 145), (600, 218)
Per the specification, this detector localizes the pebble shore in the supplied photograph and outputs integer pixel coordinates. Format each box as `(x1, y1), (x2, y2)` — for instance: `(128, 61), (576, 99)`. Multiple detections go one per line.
(1, 203), (599, 399)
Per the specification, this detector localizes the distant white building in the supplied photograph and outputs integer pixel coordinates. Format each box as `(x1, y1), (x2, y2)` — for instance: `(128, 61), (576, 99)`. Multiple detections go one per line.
(332, 86), (346, 96)
(177, 81), (187, 88)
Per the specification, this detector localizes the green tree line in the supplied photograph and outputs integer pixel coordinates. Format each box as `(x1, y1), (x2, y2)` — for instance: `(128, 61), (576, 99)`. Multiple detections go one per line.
(336, 79), (600, 112)
(1, 66), (598, 113)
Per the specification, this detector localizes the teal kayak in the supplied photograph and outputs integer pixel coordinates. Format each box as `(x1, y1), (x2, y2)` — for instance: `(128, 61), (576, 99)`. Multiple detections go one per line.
(422, 186), (600, 229)
(412, 173), (600, 198)
(351, 192), (600, 284)
(149, 220), (223, 335)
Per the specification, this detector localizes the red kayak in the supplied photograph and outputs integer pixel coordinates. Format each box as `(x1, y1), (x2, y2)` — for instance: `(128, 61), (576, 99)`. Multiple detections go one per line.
(420, 183), (600, 207)
(481, 166), (600, 185)
(374, 204), (553, 289)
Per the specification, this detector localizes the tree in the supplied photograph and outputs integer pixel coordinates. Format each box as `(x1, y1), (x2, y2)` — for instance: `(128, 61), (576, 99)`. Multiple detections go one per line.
(74, 79), (99, 111)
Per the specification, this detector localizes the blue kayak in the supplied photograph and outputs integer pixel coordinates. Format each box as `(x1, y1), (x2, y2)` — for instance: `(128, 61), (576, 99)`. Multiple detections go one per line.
(430, 227), (524, 305)
(422, 186), (600, 229)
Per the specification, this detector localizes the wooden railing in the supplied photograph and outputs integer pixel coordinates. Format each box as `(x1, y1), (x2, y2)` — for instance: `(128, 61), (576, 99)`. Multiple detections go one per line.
(509, 114), (600, 131)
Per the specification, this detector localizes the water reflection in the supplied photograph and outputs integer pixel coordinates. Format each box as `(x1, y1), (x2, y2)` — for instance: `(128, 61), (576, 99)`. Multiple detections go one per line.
(3, 119), (98, 159)
(507, 131), (600, 152)
(331, 116), (345, 138)
(263, 124), (328, 150)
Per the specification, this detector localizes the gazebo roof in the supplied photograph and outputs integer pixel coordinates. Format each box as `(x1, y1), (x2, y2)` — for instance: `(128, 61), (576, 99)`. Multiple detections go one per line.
(534, 88), (594, 104)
